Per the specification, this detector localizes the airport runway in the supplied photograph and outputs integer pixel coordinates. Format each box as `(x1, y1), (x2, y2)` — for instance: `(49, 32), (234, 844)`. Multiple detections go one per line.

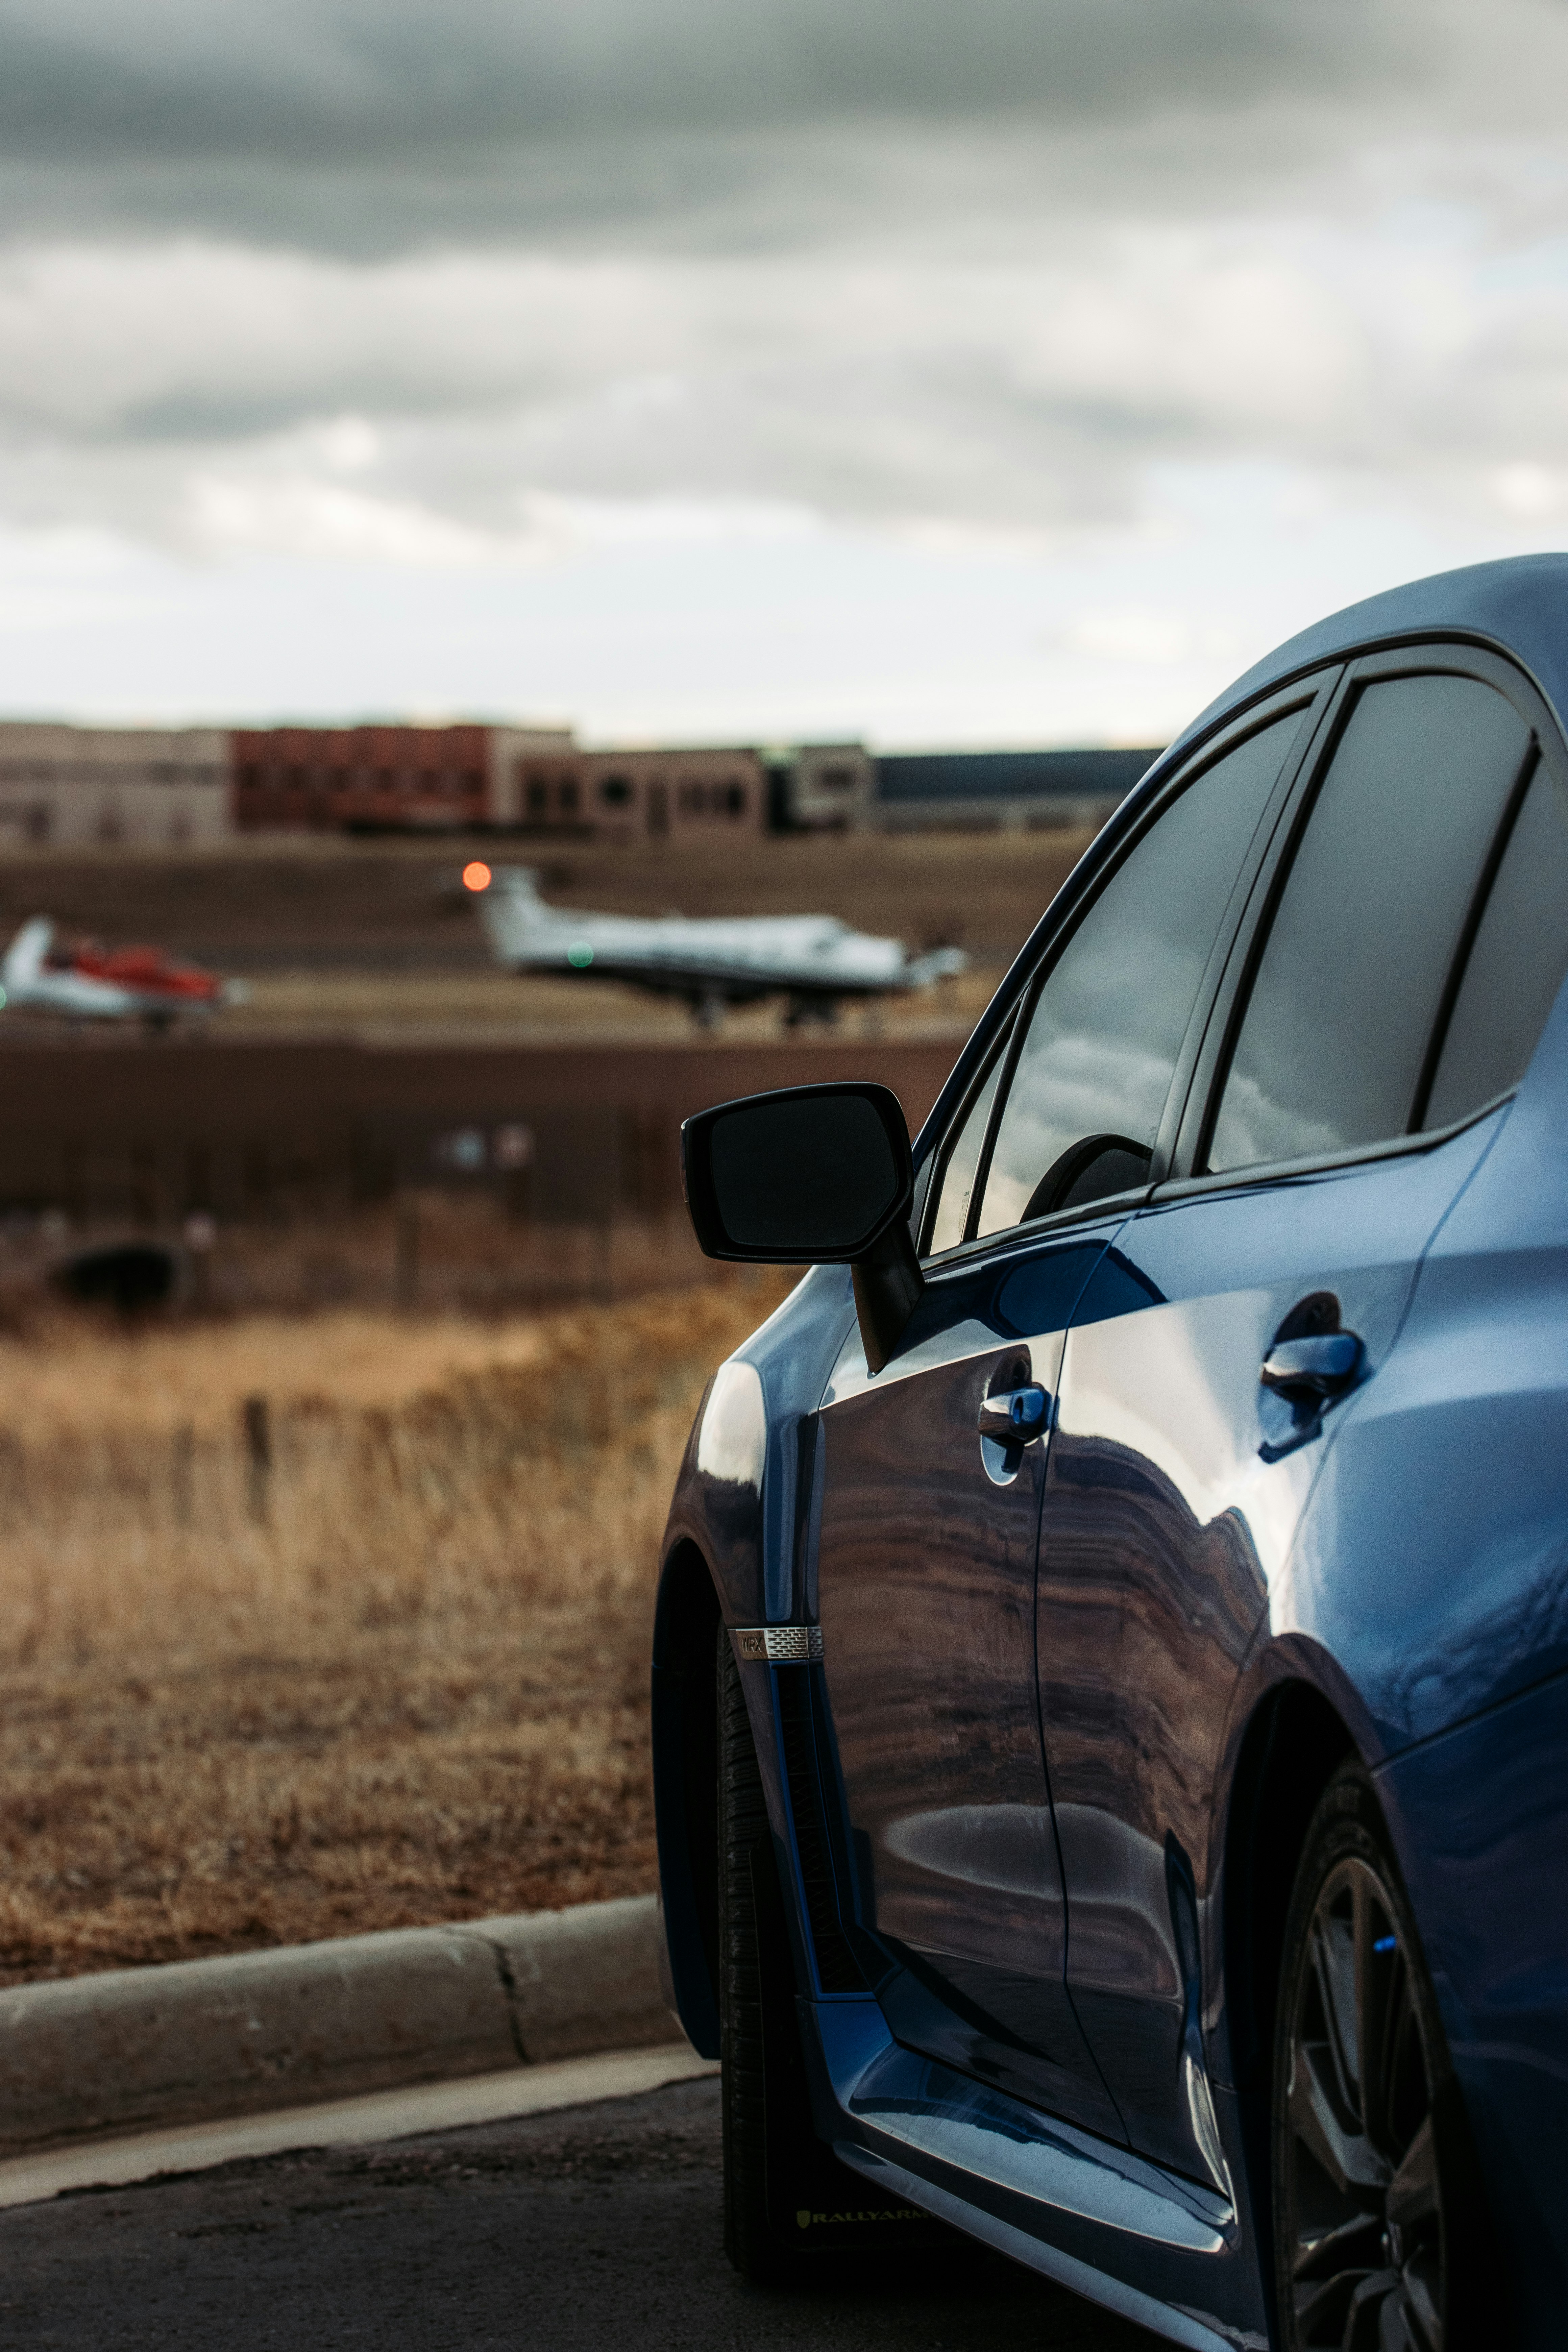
(0, 2077), (1161, 2351)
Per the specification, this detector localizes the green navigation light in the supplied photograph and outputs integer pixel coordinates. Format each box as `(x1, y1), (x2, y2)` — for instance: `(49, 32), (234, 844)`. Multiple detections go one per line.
(567, 942), (594, 969)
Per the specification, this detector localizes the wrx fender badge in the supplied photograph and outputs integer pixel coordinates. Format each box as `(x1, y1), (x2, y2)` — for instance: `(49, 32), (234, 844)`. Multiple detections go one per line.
(733, 1625), (824, 1663)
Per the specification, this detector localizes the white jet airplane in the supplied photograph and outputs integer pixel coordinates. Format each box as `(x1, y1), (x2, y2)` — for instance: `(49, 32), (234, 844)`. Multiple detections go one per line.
(0, 916), (248, 1028)
(465, 862), (966, 1027)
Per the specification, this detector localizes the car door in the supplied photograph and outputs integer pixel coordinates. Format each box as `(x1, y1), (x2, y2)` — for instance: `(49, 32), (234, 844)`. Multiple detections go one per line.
(811, 685), (1323, 2141)
(1030, 650), (1547, 2185)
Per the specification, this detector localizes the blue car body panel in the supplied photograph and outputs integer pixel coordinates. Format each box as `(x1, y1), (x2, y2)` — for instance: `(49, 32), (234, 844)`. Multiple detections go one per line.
(653, 558), (1568, 2347)
(1035, 1107), (1504, 2180)
(1378, 1679), (1568, 2344)
(812, 1222), (1125, 2140)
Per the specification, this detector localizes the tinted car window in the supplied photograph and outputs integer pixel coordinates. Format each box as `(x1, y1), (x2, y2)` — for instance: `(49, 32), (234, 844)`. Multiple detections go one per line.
(1423, 764), (1568, 1129)
(927, 1019), (1011, 1254)
(975, 711), (1301, 1236)
(1208, 676), (1531, 1174)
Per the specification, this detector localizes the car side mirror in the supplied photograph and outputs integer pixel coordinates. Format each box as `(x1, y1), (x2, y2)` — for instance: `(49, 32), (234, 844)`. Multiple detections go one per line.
(681, 1081), (923, 1374)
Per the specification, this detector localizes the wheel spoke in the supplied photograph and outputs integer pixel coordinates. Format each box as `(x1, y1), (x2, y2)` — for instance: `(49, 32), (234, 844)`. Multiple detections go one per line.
(1377, 2298), (1422, 2352)
(1309, 1898), (1362, 2117)
(1356, 1875), (1394, 2157)
(1402, 2248), (1444, 2351)
(1340, 2266), (1399, 2351)
(1292, 2265), (1367, 2342)
(1291, 2039), (1391, 2199)
(1293, 2209), (1384, 2282)
(1386, 2114), (1439, 2234)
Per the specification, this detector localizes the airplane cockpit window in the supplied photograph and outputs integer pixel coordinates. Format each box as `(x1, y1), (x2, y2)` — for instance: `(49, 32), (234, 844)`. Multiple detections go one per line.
(974, 710), (1303, 1237)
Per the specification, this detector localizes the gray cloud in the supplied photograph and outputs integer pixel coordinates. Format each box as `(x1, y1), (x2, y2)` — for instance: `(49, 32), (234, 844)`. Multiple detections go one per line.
(0, 0), (1384, 150)
(1, 0), (1567, 572)
(0, 0), (1408, 251)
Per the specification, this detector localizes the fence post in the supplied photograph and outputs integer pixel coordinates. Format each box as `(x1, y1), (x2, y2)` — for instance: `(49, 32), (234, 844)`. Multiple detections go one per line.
(172, 1422), (194, 1528)
(242, 1395), (271, 1526)
(395, 1194), (419, 1309)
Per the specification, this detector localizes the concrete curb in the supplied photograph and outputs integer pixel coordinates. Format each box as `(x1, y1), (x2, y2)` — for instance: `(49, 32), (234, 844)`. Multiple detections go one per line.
(0, 1894), (672, 2158)
(0, 2044), (718, 2213)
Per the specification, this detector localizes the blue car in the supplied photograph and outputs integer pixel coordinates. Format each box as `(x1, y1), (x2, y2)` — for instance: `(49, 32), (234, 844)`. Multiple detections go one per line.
(653, 555), (1568, 2351)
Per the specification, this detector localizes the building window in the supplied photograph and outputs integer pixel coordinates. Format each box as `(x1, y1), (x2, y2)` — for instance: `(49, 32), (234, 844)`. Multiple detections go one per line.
(600, 774), (632, 807)
(560, 778), (580, 813)
(527, 779), (548, 815)
(726, 783), (745, 815)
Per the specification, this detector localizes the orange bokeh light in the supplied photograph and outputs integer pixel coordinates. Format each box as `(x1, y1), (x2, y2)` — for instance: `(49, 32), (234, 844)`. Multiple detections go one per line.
(463, 860), (492, 892)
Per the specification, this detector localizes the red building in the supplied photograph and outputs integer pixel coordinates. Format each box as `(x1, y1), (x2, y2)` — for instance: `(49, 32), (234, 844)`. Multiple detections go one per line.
(230, 724), (573, 833)
(230, 724), (769, 840)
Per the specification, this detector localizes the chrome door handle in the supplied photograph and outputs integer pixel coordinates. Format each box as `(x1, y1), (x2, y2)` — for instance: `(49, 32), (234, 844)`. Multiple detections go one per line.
(978, 1384), (1051, 1440)
(1258, 1330), (1363, 1463)
(1260, 1333), (1362, 1402)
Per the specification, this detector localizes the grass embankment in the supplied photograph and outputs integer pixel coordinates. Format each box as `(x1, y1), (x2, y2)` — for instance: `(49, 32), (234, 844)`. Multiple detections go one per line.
(0, 1276), (791, 1984)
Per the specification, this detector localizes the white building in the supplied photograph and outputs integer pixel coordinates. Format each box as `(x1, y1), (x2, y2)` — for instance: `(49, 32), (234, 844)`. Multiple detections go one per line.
(0, 726), (231, 848)
(766, 742), (877, 830)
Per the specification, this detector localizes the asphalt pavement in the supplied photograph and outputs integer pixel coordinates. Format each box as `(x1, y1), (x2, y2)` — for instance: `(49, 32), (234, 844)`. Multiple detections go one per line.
(0, 2077), (1162, 2351)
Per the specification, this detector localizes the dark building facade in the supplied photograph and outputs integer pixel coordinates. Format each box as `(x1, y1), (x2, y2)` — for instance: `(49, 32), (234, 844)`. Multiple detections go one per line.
(873, 746), (1162, 830)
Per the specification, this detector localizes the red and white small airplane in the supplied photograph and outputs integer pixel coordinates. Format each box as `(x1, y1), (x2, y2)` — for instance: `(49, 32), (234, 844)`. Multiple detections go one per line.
(0, 917), (249, 1028)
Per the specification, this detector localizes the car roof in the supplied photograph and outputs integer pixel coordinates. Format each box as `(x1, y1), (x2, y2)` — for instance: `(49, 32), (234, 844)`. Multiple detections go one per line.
(1159, 551), (1568, 779)
(920, 552), (1568, 1166)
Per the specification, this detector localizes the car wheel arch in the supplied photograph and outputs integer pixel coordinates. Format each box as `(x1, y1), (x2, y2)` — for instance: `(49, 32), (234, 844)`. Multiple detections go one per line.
(1219, 1678), (1357, 2337)
(652, 1538), (724, 2057)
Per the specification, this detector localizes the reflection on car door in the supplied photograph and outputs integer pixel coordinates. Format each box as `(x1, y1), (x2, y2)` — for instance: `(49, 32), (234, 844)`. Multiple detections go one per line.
(811, 687), (1322, 2145)
(1040, 1136), (1502, 2186)
(1036, 658), (1540, 2185)
(815, 1232), (1124, 2139)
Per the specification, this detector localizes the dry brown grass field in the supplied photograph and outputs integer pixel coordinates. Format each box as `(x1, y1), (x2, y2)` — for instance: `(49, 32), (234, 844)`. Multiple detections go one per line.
(0, 1272), (792, 1985)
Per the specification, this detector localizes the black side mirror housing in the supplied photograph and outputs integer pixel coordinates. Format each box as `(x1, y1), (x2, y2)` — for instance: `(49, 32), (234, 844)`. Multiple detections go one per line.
(680, 1081), (924, 1374)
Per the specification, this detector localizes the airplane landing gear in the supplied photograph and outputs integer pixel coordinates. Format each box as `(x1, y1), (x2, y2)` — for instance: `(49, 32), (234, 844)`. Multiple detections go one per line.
(782, 994), (839, 1030)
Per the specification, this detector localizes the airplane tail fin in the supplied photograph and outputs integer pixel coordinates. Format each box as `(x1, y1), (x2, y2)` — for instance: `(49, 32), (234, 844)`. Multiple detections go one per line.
(1, 916), (53, 997)
(475, 868), (562, 964)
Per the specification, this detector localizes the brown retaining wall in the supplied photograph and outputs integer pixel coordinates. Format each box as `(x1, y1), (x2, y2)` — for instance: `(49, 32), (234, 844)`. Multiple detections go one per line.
(0, 1034), (963, 1224)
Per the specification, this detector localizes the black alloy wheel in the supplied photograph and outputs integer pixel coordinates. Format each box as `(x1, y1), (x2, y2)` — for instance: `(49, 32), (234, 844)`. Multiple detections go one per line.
(1273, 1767), (1475, 2352)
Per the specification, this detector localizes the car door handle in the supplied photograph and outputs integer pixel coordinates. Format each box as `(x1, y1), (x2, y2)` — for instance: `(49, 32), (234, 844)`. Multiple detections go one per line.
(978, 1384), (1051, 1440)
(1260, 1332), (1362, 1402)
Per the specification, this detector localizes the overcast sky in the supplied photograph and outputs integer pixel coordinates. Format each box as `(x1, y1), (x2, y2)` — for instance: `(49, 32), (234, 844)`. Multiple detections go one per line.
(4, 0), (1568, 743)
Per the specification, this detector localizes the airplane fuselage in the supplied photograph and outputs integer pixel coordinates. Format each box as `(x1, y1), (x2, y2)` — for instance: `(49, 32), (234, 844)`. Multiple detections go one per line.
(0, 918), (237, 1027)
(474, 873), (963, 1020)
(6, 972), (217, 1023)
